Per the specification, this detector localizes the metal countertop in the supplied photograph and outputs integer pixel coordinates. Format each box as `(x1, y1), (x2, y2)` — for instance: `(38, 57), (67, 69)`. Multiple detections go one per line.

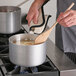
(47, 39), (76, 76)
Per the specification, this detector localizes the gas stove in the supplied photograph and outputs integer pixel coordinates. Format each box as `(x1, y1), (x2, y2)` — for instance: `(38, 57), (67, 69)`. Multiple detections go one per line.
(0, 30), (58, 76)
(0, 29), (76, 76)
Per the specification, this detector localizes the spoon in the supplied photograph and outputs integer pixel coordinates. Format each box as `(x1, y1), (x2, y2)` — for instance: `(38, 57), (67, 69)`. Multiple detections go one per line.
(35, 2), (75, 44)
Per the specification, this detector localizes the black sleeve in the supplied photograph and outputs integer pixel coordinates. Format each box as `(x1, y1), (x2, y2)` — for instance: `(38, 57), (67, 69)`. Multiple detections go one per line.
(42, 0), (50, 6)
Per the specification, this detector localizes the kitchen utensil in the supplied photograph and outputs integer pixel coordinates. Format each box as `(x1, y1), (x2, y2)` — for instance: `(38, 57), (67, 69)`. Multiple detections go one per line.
(35, 2), (75, 44)
(9, 34), (46, 67)
(0, 0), (28, 34)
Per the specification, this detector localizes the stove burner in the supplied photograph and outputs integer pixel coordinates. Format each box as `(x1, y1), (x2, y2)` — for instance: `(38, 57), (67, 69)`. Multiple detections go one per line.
(20, 67), (38, 74)
(0, 52), (57, 76)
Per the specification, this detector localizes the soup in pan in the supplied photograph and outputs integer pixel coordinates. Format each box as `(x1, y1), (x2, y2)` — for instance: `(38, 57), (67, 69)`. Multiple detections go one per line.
(13, 39), (35, 45)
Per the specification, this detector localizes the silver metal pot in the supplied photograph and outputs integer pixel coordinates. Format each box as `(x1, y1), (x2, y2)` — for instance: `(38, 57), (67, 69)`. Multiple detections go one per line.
(9, 34), (46, 67)
(0, 6), (21, 34)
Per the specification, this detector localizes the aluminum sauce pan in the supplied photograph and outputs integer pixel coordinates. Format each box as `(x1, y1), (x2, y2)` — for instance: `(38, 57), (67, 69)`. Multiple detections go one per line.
(0, 6), (21, 34)
(9, 34), (46, 67)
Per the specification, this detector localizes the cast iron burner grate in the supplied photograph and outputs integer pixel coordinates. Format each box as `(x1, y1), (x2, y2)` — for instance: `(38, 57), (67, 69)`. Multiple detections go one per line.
(0, 29), (25, 54)
(0, 29), (25, 45)
(0, 54), (57, 75)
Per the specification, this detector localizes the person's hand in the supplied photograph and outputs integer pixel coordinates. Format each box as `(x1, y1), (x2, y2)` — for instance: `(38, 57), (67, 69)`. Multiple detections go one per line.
(26, 1), (40, 26)
(57, 10), (76, 27)
(26, 0), (45, 26)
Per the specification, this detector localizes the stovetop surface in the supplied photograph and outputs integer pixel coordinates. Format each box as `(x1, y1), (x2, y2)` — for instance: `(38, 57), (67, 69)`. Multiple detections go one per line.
(0, 29), (76, 76)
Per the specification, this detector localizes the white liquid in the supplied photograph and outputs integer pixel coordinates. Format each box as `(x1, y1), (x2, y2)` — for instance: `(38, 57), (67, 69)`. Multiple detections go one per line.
(13, 39), (35, 45)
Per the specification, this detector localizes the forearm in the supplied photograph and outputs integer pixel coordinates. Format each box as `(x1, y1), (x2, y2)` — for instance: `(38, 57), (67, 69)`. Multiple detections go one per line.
(34, 0), (47, 9)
